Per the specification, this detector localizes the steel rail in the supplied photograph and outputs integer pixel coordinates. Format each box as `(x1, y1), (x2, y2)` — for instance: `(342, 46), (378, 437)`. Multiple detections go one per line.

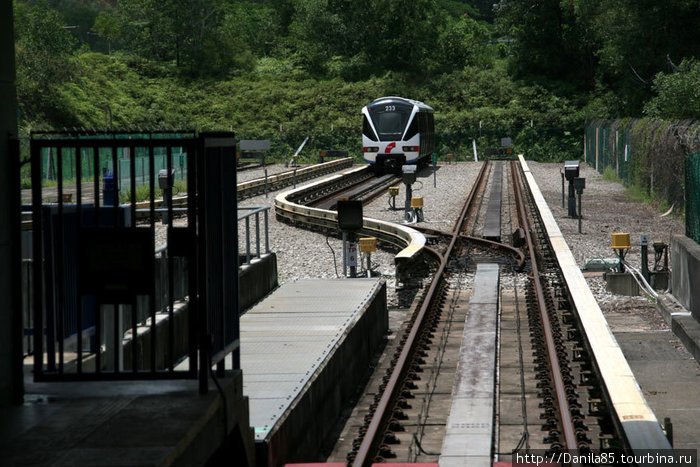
(511, 161), (580, 455)
(307, 174), (397, 209)
(411, 224), (526, 269)
(352, 160), (490, 465)
(274, 165), (426, 264)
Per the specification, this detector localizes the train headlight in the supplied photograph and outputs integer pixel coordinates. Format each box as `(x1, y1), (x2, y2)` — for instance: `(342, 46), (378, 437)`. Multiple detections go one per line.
(363, 147), (379, 153)
(402, 146), (419, 152)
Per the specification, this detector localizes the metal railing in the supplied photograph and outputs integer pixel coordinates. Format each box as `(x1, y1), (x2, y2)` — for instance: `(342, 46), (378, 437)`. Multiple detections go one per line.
(238, 206), (270, 266)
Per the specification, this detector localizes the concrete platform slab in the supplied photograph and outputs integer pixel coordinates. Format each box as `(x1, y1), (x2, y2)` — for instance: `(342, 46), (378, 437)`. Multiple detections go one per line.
(240, 278), (387, 466)
(615, 329), (700, 451)
(0, 371), (255, 467)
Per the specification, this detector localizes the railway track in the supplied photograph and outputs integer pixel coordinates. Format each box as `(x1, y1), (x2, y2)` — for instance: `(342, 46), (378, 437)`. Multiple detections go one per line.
(307, 172), (399, 210)
(32, 150), (665, 463)
(285, 158), (671, 464)
(26, 151), (673, 463)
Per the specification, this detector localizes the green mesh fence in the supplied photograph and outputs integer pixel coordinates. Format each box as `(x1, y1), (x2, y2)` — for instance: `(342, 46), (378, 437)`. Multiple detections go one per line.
(41, 146), (188, 186)
(587, 119), (700, 245)
(584, 120), (636, 183)
(686, 152), (700, 244)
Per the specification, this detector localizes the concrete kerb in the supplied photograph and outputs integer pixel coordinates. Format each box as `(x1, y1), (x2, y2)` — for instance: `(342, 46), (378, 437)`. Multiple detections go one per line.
(657, 294), (700, 364)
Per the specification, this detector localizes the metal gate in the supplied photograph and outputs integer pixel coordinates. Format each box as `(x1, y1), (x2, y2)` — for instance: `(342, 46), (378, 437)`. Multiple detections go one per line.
(29, 131), (239, 389)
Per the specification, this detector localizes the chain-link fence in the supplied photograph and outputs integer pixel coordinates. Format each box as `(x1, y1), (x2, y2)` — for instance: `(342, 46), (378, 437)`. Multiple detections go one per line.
(687, 152), (700, 244)
(41, 146), (188, 186)
(29, 126), (583, 188)
(585, 119), (700, 244)
(584, 119), (636, 182)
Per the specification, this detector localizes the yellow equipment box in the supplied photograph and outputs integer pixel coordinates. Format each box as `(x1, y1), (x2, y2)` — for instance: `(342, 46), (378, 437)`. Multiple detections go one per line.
(410, 196), (424, 209)
(611, 233), (631, 249)
(359, 237), (377, 253)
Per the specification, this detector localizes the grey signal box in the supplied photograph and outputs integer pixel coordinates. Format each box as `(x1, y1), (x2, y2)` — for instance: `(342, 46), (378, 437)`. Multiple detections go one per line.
(564, 160), (580, 181)
(402, 164), (417, 185)
(640, 234), (650, 246)
(337, 200), (363, 232)
(158, 169), (175, 189)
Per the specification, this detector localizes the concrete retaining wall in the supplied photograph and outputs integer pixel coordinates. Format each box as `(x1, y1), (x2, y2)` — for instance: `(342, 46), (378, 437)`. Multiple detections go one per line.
(671, 235), (700, 320)
(259, 281), (388, 466)
(239, 253), (278, 313)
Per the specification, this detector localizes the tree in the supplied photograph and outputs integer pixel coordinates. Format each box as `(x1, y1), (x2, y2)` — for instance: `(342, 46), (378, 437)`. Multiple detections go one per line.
(644, 59), (700, 119)
(496, 0), (595, 87)
(220, 2), (282, 56)
(106, 0), (255, 76)
(592, 0), (700, 114)
(293, 0), (445, 77)
(14, 0), (79, 122)
(434, 15), (493, 73)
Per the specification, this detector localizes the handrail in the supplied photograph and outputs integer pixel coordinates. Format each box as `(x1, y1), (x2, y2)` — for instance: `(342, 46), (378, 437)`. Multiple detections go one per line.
(238, 206), (271, 265)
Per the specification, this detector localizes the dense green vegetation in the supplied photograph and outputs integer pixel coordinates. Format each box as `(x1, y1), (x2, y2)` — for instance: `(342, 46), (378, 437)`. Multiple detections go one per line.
(13, 0), (700, 163)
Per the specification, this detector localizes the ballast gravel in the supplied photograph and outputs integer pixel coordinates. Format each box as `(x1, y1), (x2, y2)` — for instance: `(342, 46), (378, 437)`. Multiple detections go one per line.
(237, 160), (685, 321)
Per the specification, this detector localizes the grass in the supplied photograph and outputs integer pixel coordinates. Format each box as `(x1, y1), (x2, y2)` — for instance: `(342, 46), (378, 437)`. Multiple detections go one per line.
(602, 165), (618, 182)
(119, 179), (187, 204)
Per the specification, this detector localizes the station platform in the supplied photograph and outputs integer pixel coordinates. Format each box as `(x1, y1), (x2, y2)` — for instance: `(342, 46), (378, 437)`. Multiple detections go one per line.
(241, 278), (388, 466)
(0, 277), (387, 467)
(0, 370), (255, 466)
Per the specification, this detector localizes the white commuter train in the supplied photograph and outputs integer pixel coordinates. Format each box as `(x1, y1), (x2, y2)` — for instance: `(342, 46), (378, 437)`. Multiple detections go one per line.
(361, 96), (435, 173)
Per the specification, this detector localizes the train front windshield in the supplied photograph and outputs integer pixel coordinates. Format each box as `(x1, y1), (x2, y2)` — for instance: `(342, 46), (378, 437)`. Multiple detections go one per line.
(368, 102), (413, 141)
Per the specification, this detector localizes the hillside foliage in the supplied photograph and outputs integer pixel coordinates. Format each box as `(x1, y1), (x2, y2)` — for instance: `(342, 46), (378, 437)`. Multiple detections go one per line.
(12, 0), (700, 163)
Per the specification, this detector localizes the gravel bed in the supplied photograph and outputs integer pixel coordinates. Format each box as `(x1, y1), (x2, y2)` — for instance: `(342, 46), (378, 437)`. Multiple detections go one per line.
(236, 163), (303, 183)
(237, 159), (685, 324)
(526, 160), (685, 332)
(238, 162), (483, 308)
